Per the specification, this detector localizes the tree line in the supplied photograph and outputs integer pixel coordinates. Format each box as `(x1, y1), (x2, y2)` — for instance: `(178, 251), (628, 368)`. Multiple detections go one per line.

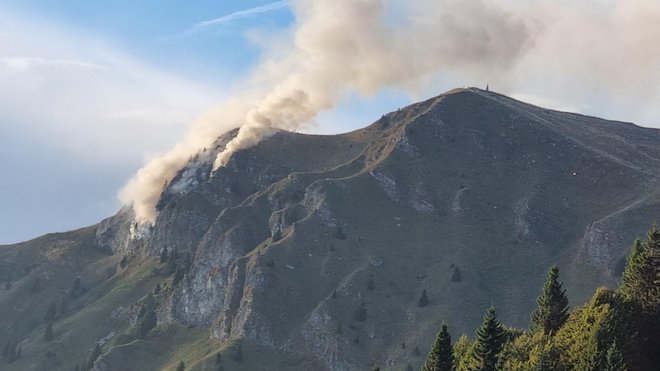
(422, 224), (660, 371)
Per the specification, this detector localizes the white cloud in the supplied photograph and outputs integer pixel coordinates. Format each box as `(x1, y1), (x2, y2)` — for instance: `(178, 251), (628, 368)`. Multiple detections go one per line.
(189, 1), (289, 32)
(0, 56), (106, 71)
(0, 10), (224, 166)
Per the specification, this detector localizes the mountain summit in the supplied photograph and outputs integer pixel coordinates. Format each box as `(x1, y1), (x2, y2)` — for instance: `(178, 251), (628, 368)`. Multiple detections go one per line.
(2, 88), (660, 370)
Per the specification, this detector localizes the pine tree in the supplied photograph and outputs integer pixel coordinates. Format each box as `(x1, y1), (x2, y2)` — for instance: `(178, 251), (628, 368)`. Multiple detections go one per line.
(620, 227), (660, 309)
(160, 247), (169, 263)
(453, 334), (474, 370)
(176, 360), (186, 371)
(120, 255), (128, 268)
(531, 266), (569, 334)
(366, 277), (375, 290)
(450, 266), (462, 283)
(472, 306), (506, 371)
(604, 341), (627, 371)
(353, 302), (367, 322)
(418, 289), (429, 307)
(173, 266), (185, 285)
(620, 226), (660, 370)
(422, 323), (455, 371)
(136, 307), (157, 338)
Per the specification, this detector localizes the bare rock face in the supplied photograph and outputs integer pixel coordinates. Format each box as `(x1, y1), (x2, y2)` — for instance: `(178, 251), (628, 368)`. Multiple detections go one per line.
(91, 88), (660, 370)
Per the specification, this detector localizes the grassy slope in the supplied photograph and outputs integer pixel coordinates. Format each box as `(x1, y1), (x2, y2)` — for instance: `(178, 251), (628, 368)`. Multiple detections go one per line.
(0, 227), (204, 371)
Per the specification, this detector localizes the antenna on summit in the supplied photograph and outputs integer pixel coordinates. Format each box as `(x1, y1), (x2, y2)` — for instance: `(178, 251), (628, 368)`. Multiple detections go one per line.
(486, 84), (489, 91)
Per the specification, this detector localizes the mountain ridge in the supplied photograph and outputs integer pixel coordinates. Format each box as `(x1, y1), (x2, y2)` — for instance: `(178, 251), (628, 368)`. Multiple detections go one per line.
(2, 88), (660, 370)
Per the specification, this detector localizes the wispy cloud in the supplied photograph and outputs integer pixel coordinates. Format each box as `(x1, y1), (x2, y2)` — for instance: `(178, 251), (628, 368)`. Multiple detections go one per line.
(1, 56), (106, 71)
(0, 11), (223, 162)
(189, 1), (288, 32)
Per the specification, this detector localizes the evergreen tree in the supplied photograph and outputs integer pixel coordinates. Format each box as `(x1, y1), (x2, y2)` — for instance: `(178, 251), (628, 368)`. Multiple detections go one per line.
(136, 308), (157, 338)
(453, 334), (474, 371)
(472, 306), (506, 371)
(353, 302), (367, 322)
(119, 255), (128, 268)
(418, 289), (429, 307)
(604, 341), (627, 371)
(619, 226), (660, 370)
(367, 277), (375, 290)
(173, 266), (185, 285)
(620, 227), (660, 309)
(160, 247), (169, 263)
(333, 226), (346, 240)
(422, 323), (455, 371)
(271, 229), (282, 242)
(450, 266), (462, 283)
(531, 266), (569, 334)
(176, 360), (186, 371)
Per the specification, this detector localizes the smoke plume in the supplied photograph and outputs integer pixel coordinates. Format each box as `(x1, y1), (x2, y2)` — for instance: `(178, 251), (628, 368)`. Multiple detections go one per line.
(120, 0), (660, 225)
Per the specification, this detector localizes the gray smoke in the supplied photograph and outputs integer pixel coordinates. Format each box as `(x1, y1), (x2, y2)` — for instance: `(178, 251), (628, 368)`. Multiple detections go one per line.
(120, 0), (660, 225)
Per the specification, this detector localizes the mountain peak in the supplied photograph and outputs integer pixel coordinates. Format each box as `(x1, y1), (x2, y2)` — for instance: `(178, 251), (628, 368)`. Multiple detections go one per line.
(3, 90), (660, 370)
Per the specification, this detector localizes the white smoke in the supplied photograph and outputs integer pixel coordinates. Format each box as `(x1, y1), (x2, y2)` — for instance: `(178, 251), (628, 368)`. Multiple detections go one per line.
(120, 0), (660, 225)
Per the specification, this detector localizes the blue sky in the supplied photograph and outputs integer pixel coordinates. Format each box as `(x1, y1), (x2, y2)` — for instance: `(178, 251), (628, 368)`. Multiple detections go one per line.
(0, 1), (411, 243)
(1, 0), (659, 243)
(2, 1), (292, 84)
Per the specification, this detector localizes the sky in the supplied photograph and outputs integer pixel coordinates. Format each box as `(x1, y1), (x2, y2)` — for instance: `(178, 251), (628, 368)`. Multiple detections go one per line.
(1, 0), (659, 243)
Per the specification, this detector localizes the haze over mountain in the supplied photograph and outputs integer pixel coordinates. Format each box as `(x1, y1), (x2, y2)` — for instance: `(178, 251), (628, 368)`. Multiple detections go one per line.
(1, 88), (659, 370)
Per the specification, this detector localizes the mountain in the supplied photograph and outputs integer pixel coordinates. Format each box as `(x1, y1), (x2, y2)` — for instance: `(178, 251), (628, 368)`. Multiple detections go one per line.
(2, 88), (660, 370)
